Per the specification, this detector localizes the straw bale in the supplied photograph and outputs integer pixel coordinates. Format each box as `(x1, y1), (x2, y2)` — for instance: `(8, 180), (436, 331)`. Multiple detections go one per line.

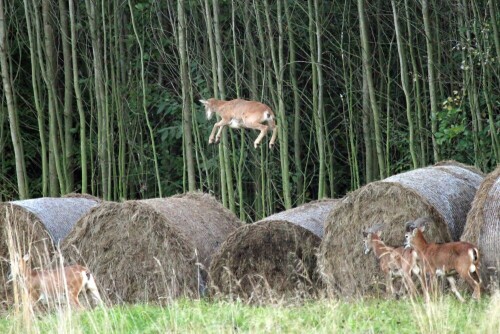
(0, 197), (98, 306)
(461, 166), (500, 289)
(61, 192), (242, 304)
(209, 220), (323, 301)
(259, 199), (339, 237)
(319, 162), (483, 298)
(63, 192), (102, 202)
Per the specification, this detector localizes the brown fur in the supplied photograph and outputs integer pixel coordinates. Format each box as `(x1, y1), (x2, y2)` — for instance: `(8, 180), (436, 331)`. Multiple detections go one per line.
(200, 98), (278, 149)
(363, 230), (419, 296)
(16, 255), (102, 309)
(405, 221), (481, 302)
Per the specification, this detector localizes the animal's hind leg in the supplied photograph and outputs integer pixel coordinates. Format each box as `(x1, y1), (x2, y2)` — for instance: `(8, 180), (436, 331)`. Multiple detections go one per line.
(463, 271), (481, 300)
(253, 124), (269, 148)
(446, 276), (465, 303)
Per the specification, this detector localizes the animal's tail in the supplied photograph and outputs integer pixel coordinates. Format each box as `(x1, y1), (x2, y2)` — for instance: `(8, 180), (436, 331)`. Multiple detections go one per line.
(84, 271), (104, 306)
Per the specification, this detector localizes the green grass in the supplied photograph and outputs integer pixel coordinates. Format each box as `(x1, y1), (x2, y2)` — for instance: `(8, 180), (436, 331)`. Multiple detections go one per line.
(1, 293), (498, 334)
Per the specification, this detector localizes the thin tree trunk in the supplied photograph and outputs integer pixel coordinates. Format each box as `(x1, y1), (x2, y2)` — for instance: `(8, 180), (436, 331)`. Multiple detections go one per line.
(284, 1), (304, 204)
(177, 0), (196, 192)
(128, 0), (163, 197)
(23, 0), (48, 196)
(391, 0), (417, 169)
(0, 0), (28, 198)
(43, 0), (67, 195)
(358, 0), (385, 179)
(264, 0), (291, 208)
(403, 0), (426, 166)
(421, 0), (440, 162)
(59, 0), (74, 192)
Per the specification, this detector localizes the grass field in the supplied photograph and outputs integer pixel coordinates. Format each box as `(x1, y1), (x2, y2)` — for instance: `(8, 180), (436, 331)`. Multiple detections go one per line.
(1, 293), (498, 334)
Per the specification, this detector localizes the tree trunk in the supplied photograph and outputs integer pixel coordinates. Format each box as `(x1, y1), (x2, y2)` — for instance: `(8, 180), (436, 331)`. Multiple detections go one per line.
(0, 0), (28, 198)
(358, 0), (385, 179)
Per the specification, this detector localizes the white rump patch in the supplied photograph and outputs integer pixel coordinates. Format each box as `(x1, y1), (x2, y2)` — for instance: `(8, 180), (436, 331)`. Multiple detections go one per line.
(262, 111), (272, 122)
(469, 264), (476, 273)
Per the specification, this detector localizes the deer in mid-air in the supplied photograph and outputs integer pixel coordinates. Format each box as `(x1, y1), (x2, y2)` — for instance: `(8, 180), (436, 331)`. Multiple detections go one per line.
(363, 224), (420, 297)
(404, 217), (481, 302)
(10, 253), (103, 310)
(199, 98), (278, 149)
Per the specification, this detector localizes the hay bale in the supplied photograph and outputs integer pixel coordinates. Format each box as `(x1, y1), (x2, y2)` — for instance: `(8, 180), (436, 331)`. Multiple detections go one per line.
(209, 222), (322, 301)
(259, 199), (339, 237)
(0, 197), (98, 305)
(61, 192), (242, 304)
(461, 166), (500, 289)
(319, 162), (483, 298)
(63, 192), (102, 202)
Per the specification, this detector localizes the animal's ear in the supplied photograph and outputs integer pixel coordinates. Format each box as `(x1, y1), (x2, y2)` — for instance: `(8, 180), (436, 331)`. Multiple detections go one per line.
(375, 230), (382, 237)
(199, 99), (208, 105)
(362, 231), (369, 238)
(22, 254), (30, 262)
(418, 224), (426, 232)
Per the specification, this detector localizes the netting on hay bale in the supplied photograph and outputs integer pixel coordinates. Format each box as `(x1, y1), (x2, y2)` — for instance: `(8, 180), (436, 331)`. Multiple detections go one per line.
(319, 161), (484, 298)
(259, 199), (339, 237)
(209, 199), (340, 301)
(61, 192), (242, 304)
(461, 165), (500, 289)
(0, 197), (99, 306)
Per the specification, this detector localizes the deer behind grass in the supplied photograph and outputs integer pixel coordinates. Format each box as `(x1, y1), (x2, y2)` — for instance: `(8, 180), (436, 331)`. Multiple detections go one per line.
(200, 98), (278, 149)
(363, 224), (420, 297)
(12, 254), (103, 309)
(404, 217), (481, 302)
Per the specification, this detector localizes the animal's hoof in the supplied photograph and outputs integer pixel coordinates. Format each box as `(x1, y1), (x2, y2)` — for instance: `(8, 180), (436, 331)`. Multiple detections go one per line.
(209, 138), (214, 144)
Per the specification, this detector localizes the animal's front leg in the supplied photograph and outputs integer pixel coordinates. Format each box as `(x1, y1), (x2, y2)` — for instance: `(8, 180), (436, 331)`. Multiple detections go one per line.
(215, 120), (231, 143)
(209, 124), (219, 144)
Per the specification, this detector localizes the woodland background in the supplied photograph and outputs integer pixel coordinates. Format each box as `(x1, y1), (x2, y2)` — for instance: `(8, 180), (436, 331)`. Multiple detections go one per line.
(0, 0), (498, 221)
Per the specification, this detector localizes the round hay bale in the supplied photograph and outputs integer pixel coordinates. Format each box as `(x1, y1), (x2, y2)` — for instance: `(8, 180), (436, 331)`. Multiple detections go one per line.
(0, 197), (98, 306)
(319, 162), (483, 298)
(61, 192), (242, 304)
(63, 192), (102, 202)
(259, 199), (339, 237)
(209, 220), (323, 301)
(461, 165), (500, 289)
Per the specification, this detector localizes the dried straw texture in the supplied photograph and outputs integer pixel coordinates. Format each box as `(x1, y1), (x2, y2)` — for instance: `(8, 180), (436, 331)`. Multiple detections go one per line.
(461, 166), (500, 288)
(63, 192), (102, 202)
(259, 199), (339, 237)
(209, 220), (323, 301)
(0, 198), (98, 305)
(61, 193), (242, 304)
(319, 163), (483, 298)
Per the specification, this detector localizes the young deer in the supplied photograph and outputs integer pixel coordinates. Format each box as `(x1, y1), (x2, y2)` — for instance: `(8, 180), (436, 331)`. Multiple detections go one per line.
(199, 98), (278, 149)
(12, 254), (103, 309)
(363, 224), (420, 297)
(404, 217), (481, 302)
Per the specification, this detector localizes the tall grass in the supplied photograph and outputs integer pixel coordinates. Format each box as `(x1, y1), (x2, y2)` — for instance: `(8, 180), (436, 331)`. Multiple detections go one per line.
(1, 209), (499, 333)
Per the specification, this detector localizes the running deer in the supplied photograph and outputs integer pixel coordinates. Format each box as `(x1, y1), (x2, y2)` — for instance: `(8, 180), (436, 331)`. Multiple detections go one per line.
(11, 254), (103, 309)
(404, 217), (481, 302)
(363, 224), (420, 297)
(199, 98), (278, 149)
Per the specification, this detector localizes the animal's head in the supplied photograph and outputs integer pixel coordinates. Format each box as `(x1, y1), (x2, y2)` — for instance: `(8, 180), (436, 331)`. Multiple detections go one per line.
(404, 218), (431, 248)
(199, 98), (215, 120)
(362, 224), (383, 255)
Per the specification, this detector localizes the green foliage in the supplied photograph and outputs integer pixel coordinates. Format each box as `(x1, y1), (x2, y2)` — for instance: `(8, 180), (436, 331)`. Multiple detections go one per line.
(0, 297), (496, 333)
